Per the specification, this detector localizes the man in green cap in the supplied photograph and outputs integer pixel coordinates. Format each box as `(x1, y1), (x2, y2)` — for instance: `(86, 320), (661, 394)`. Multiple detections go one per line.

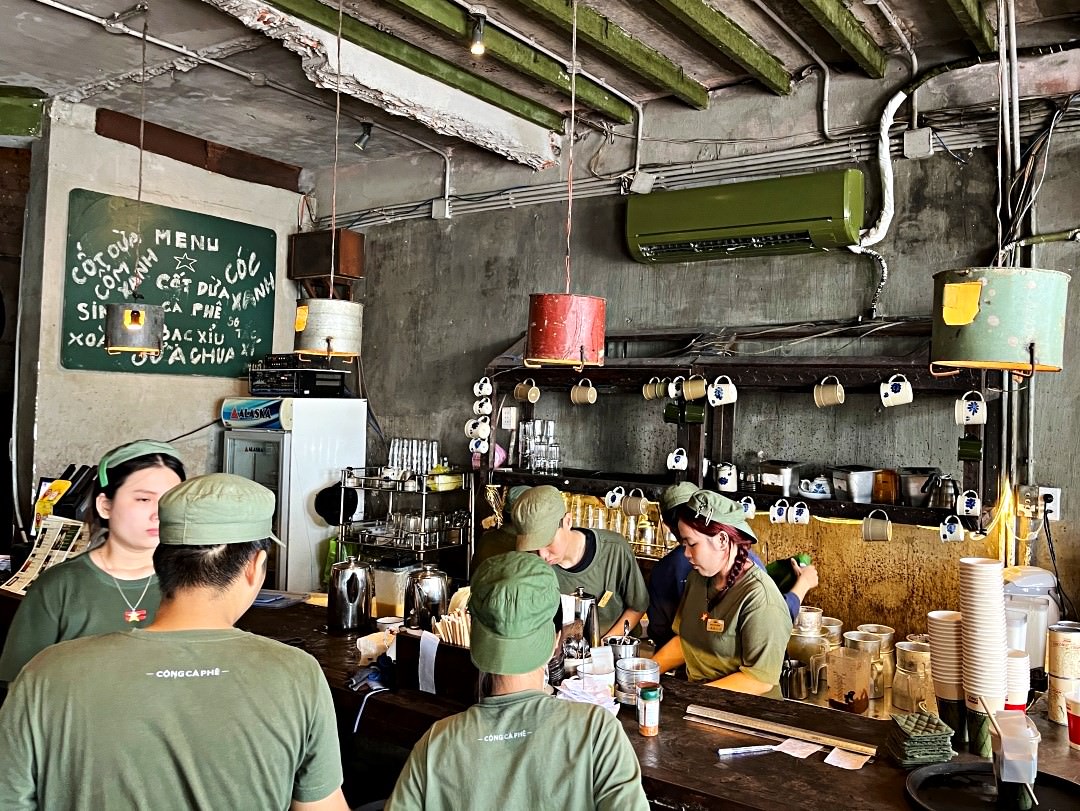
(513, 485), (649, 640)
(386, 552), (648, 810)
(471, 484), (530, 572)
(647, 484), (815, 647)
(0, 473), (348, 811)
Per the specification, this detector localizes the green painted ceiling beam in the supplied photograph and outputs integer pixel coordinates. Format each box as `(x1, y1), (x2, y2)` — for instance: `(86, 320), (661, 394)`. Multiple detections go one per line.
(655, 0), (791, 96)
(943, 0), (996, 54)
(513, 0), (710, 109)
(265, 0), (564, 131)
(381, 0), (633, 123)
(0, 86), (46, 138)
(794, 0), (887, 78)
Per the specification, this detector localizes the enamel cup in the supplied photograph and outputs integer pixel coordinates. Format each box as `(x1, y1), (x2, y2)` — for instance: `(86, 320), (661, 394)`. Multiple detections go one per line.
(939, 515), (964, 542)
(622, 489), (649, 517)
(707, 376), (738, 407)
(513, 378), (541, 404)
(769, 499), (790, 524)
(473, 376), (493, 397)
(955, 391), (987, 425)
(957, 489), (981, 517)
(468, 437), (489, 454)
(740, 496), (756, 519)
(813, 376), (845, 408)
(666, 447), (688, 472)
(464, 415), (491, 440)
(604, 486), (626, 509)
(880, 374), (914, 407)
(642, 377), (662, 401)
(715, 463), (737, 493)
(570, 379), (597, 405)
(667, 376), (685, 399)
(862, 509), (892, 541)
(682, 375), (708, 401)
(472, 397), (493, 416)
(788, 500), (810, 525)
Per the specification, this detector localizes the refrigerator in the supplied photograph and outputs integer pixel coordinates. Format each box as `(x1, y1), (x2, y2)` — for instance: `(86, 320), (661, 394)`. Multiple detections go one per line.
(220, 397), (366, 592)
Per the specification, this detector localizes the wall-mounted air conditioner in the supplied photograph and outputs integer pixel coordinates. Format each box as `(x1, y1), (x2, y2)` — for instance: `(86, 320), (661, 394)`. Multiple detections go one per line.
(626, 169), (864, 263)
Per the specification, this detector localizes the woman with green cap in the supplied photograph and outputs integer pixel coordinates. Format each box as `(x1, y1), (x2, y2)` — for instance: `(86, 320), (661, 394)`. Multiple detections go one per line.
(387, 552), (649, 810)
(0, 440), (185, 684)
(651, 490), (792, 698)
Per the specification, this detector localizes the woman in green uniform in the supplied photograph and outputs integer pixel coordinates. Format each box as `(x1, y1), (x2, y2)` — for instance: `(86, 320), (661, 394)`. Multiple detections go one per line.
(651, 490), (791, 698)
(0, 440), (185, 683)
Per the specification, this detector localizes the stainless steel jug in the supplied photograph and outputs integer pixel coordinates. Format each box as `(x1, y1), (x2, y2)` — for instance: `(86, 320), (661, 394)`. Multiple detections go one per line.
(404, 564), (450, 630)
(573, 587), (601, 649)
(328, 557), (374, 632)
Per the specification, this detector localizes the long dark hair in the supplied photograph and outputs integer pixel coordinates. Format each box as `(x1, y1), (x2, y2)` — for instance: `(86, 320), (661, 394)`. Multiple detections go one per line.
(676, 505), (752, 593)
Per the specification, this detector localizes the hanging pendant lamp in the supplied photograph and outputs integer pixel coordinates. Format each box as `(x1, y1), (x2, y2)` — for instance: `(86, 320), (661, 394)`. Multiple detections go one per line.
(105, 301), (165, 355)
(294, 298), (363, 358)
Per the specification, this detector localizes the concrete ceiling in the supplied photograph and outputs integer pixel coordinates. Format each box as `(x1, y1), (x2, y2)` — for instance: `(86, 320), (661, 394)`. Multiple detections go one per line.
(3, 0), (1079, 175)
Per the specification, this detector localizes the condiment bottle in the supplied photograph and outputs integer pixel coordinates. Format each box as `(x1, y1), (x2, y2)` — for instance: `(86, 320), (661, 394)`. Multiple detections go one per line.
(637, 683), (661, 737)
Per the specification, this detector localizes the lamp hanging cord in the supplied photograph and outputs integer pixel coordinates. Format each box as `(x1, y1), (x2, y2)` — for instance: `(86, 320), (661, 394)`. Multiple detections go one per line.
(130, 14), (149, 301)
(328, 0), (344, 300)
(563, 0), (578, 295)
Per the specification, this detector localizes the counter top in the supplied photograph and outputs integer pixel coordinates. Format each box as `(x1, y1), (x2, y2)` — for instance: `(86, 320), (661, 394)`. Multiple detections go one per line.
(237, 602), (1080, 810)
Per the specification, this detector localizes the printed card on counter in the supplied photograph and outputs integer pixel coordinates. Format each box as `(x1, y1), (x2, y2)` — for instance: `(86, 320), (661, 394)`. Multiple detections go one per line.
(824, 748), (872, 770)
(2, 516), (89, 596)
(773, 738), (822, 759)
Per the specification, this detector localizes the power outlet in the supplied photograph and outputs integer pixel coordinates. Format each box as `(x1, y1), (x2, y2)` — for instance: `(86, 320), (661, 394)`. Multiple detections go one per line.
(1039, 486), (1062, 521)
(1017, 485), (1042, 520)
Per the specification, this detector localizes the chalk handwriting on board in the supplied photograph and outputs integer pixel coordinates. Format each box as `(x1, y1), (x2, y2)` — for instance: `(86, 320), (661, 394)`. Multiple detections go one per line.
(62, 189), (277, 377)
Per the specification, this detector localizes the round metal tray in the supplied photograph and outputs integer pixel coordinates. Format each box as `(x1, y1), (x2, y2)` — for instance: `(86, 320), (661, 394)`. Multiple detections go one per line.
(905, 762), (1079, 810)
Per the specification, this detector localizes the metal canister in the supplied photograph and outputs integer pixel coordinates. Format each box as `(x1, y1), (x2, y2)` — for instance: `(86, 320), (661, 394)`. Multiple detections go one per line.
(327, 557), (374, 632)
(1048, 624), (1080, 678)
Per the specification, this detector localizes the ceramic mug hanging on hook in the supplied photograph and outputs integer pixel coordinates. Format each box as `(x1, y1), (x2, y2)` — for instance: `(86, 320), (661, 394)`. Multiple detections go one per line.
(570, 378), (597, 405)
(939, 515), (965, 542)
(813, 376), (845, 408)
(473, 376), (493, 397)
(707, 376), (738, 406)
(880, 374), (914, 407)
(740, 496), (756, 519)
(682, 375), (708, 401)
(642, 377), (662, 401)
(788, 500), (810, 525)
(954, 390), (987, 425)
(769, 499), (790, 524)
(667, 375), (685, 399)
(957, 489), (981, 517)
(862, 509), (892, 541)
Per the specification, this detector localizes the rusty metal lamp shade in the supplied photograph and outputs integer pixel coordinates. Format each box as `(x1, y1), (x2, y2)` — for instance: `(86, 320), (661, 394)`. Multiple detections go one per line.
(104, 302), (164, 355)
(931, 267), (1070, 373)
(524, 293), (606, 368)
(294, 298), (363, 358)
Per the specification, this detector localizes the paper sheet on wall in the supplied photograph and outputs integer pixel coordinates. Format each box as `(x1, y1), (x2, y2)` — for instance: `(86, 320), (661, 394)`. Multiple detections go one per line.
(824, 748), (872, 770)
(1, 516), (90, 596)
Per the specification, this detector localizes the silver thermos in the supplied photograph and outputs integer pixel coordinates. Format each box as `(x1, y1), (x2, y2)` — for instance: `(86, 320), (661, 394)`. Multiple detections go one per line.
(327, 557), (374, 632)
(404, 564), (450, 631)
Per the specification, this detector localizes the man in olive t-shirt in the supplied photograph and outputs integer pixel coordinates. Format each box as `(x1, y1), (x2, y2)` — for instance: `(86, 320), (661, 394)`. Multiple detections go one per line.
(0, 474), (348, 811)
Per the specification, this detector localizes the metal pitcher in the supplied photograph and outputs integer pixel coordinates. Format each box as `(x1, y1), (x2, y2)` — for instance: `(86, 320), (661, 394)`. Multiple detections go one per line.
(327, 557), (374, 632)
(403, 564), (450, 631)
(573, 587), (601, 649)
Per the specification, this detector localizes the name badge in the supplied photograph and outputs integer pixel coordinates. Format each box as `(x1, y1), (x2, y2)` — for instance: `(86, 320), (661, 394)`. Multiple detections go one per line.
(706, 618), (725, 633)
(598, 590), (613, 608)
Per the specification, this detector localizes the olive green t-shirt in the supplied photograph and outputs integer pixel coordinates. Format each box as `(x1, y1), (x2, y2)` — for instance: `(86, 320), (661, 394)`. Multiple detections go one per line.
(554, 529), (649, 635)
(386, 690), (649, 811)
(674, 566), (791, 699)
(0, 628), (343, 810)
(0, 551), (160, 683)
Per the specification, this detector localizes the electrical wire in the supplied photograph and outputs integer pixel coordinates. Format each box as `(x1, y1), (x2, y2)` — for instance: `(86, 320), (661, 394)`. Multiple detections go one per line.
(1043, 506), (1077, 620)
(166, 420), (219, 443)
(563, 0), (579, 295)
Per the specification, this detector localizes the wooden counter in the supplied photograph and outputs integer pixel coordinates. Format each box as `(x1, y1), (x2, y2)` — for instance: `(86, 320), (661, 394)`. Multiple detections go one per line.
(238, 602), (1080, 810)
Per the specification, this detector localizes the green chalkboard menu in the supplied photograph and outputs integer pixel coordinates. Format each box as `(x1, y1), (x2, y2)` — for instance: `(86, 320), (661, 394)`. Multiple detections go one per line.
(62, 188), (277, 376)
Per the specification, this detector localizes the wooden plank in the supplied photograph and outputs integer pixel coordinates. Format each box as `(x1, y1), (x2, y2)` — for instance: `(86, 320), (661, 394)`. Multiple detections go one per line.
(943, 0), (997, 53)
(794, 0), (887, 78)
(686, 702), (878, 756)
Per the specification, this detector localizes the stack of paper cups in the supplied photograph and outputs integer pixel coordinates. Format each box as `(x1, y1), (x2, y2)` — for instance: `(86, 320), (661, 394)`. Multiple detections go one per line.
(927, 610), (964, 700)
(1005, 649), (1030, 711)
(1046, 624), (1080, 725)
(958, 557), (1008, 713)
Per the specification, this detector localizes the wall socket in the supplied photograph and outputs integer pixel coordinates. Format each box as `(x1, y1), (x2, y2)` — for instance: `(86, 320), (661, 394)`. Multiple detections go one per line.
(1039, 486), (1062, 521)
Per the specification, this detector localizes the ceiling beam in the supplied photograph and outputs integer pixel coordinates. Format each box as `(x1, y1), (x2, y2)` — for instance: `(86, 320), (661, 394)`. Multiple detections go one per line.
(513, 0), (710, 109)
(942, 0), (997, 54)
(380, 0), (634, 123)
(793, 0), (887, 78)
(654, 0), (791, 95)
(264, 0), (564, 131)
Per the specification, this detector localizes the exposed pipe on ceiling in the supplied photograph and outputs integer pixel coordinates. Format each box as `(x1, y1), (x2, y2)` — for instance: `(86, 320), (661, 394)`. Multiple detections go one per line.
(748, 0), (835, 141)
(863, 0), (919, 128)
(30, 0), (453, 211)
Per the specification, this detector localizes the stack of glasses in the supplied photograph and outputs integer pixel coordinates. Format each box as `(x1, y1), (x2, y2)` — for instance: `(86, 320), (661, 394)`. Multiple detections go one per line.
(885, 711), (957, 768)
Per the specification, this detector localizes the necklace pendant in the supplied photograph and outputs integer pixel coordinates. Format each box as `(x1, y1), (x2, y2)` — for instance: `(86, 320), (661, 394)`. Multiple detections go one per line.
(124, 609), (147, 623)
(700, 611), (709, 623)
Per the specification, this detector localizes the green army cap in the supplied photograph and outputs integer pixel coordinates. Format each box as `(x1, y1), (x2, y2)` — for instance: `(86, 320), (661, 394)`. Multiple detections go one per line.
(98, 439), (182, 487)
(513, 485), (568, 551)
(686, 489), (757, 543)
(158, 473), (282, 547)
(659, 482), (699, 514)
(469, 552), (560, 675)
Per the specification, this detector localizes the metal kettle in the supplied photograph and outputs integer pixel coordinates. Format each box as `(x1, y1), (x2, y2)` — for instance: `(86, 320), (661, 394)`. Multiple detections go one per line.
(327, 557), (374, 632)
(922, 472), (960, 510)
(404, 564), (450, 631)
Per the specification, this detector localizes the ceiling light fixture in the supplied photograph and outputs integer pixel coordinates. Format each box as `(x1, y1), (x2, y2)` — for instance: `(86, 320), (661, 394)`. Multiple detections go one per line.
(469, 7), (487, 57)
(353, 122), (372, 151)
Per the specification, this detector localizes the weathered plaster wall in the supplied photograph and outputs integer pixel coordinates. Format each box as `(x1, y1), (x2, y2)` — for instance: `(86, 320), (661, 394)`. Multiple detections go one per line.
(16, 101), (301, 506)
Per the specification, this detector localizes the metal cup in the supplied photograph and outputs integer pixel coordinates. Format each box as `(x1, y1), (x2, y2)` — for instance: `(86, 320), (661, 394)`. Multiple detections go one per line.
(813, 375), (845, 408)
(569, 378), (597, 405)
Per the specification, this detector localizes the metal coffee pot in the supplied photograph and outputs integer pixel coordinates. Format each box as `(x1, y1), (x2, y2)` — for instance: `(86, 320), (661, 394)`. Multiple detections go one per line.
(404, 564), (450, 631)
(573, 587), (601, 649)
(328, 557), (374, 632)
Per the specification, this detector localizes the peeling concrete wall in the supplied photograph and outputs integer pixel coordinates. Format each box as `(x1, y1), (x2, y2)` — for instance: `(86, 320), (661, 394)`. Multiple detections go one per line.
(16, 101), (301, 508)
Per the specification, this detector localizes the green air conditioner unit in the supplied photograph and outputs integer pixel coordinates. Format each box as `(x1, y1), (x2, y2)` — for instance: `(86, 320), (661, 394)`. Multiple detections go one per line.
(626, 169), (864, 263)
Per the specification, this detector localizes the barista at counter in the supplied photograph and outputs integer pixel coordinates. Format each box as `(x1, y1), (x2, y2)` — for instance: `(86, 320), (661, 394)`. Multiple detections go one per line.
(386, 552), (649, 810)
(647, 484), (817, 647)
(652, 490), (791, 698)
(471, 485), (530, 571)
(513, 485), (649, 639)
